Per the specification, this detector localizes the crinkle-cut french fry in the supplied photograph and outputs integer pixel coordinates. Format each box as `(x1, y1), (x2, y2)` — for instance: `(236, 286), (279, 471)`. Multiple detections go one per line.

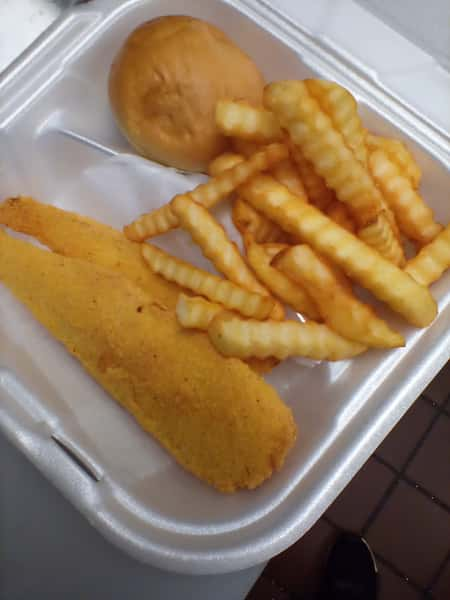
(176, 294), (224, 330)
(326, 200), (355, 233)
(208, 313), (366, 360)
(231, 138), (264, 158)
(264, 81), (384, 226)
(232, 197), (286, 244)
(369, 149), (442, 245)
(171, 195), (268, 295)
(175, 295), (281, 371)
(246, 241), (320, 320)
(305, 79), (368, 165)
(215, 100), (283, 143)
(367, 134), (421, 189)
(357, 211), (406, 266)
(141, 243), (275, 319)
(274, 245), (404, 348)
(271, 159), (308, 201)
(405, 224), (450, 286)
(124, 143), (288, 241)
(240, 174), (437, 327)
(290, 144), (335, 210)
(208, 153), (244, 177)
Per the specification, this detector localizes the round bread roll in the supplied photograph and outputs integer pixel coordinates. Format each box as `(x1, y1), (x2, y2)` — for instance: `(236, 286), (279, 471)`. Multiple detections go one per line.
(108, 16), (264, 172)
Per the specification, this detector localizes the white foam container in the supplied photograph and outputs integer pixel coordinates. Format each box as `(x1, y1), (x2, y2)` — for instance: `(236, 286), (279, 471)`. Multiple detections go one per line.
(0, 0), (449, 575)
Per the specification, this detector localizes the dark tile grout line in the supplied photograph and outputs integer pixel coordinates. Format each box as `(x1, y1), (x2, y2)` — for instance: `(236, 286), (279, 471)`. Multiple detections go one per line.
(361, 404), (443, 538)
(372, 454), (450, 514)
(322, 514), (427, 596)
(424, 549), (450, 597)
(421, 392), (450, 414)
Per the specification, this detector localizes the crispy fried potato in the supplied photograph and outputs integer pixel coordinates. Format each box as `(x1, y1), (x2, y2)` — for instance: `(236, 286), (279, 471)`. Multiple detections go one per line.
(240, 174), (437, 327)
(125, 143), (288, 241)
(176, 294), (225, 329)
(405, 223), (450, 286)
(171, 194), (267, 294)
(357, 211), (406, 266)
(274, 245), (404, 348)
(271, 159), (308, 200)
(367, 134), (421, 189)
(208, 313), (366, 360)
(215, 100), (283, 143)
(289, 144), (335, 210)
(141, 243), (275, 319)
(0, 197), (181, 309)
(369, 149), (441, 245)
(246, 241), (320, 319)
(265, 81), (383, 226)
(326, 200), (355, 233)
(305, 79), (368, 165)
(175, 295), (280, 372)
(0, 229), (296, 492)
(208, 152), (244, 177)
(232, 197), (286, 243)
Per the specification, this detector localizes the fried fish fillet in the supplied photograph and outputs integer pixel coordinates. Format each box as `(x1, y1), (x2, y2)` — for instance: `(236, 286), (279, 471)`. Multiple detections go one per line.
(0, 196), (181, 310)
(0, 197), (277, 375)
(0, 229), (296, 492)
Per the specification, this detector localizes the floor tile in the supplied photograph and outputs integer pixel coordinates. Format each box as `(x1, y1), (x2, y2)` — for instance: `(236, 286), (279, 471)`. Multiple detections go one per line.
(263, 518), (335, 596)
(367, 481), (450, 586)
(376, 398), (436, 470)
(406, 414), (450, 507)
(377, 562), (421, 600)
(422, 361), (450, 405)
(245, 574), (291, 600)
(433, 559), (450, 600)
(326, 458), (395, 532)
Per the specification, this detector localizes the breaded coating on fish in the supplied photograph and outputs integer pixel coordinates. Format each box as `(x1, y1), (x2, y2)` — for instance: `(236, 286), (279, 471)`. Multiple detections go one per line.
(0, 229), (296, 492)
(0, 196), (277, 375)
(0, 196), (181, 310)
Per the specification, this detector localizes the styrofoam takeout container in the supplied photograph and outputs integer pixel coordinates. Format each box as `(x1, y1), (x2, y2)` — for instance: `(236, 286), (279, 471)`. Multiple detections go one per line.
(0, 0), (449, 575)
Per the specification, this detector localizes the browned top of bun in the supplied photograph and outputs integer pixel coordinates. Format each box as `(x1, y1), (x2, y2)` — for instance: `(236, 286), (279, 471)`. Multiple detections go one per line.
(109, 16), (264, 172)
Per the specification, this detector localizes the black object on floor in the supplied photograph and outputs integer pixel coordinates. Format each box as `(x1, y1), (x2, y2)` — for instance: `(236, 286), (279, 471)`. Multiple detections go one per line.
(317, 532), (378, 600)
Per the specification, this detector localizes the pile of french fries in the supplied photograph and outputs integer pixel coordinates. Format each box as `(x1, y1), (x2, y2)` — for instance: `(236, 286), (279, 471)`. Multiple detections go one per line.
(124, 79), (450, 363)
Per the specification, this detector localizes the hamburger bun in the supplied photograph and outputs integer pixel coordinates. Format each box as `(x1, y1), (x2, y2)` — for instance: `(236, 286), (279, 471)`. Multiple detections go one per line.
(108, 16), (264, 172)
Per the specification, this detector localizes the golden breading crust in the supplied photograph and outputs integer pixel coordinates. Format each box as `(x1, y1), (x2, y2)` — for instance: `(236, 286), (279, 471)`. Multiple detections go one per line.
(0, 228), (296, 492)
(0, 196), (181, 310)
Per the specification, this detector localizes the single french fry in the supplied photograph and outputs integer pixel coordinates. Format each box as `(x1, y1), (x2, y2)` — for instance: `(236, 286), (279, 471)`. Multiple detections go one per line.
(240, 174), (437, 327)
(125, 143), (288, 241)
(176, 294), (224, 330)
(141, 243), (275, 319)
(405, 224), (450, 286)
(271, 159), (308, 201)
(367, 134), (421, 189)
(274, 245), (404, 348)
(246, 241), (320, 319)
(326, 200), (355, 233)
(208, 313), (366, 360)
(357, 211), (406, 266)
(232, 197), (286, 244)
(171, 195), (268, 295)
(208, 153), (244, 177)
(264, 81), (384, 226)
(305, 79), (368, 164)
(369, 149), (441, 245)
(215, 100), (283, 143)
(290, 144), (335, 210)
